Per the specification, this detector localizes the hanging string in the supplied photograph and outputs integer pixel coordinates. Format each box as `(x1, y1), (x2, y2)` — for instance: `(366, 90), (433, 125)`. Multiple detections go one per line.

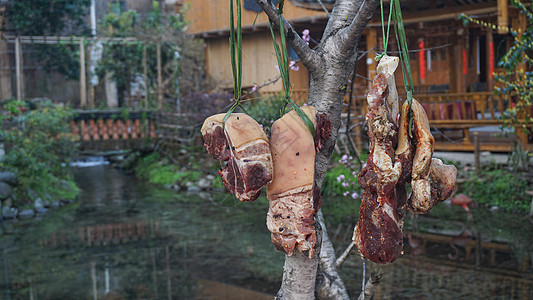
(391, 0), (414, 107)
(375, 0), (394, 61)
(223, 0), (246, 126)
(269, 0), (315, 136)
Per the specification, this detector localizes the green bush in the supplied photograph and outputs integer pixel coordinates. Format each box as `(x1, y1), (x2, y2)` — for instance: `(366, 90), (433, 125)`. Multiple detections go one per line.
(241, 94), (287, 127)
(135, 152), (203, 186)
(0, 100), (79, 203)
(458, 169), (529, 212)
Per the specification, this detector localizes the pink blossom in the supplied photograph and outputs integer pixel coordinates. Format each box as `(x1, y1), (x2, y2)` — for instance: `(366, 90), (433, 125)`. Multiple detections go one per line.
(302, 29), (310, 45)
(336, 174), (345, 182)
(289, 60), (299, 71)
(251, 84), (258, 92)
(351, 192), (359, 199)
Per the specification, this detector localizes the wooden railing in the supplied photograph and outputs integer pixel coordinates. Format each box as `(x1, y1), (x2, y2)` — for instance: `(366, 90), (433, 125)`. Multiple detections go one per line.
(354, 91), (531, 152)
(71, 110), (157, 151)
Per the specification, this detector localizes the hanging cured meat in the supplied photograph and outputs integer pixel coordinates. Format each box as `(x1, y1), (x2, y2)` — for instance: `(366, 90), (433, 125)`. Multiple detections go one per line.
(353, 55), (457, 264)
(201, 113), (273, 202)
(353, 56), (406, 264)
(266, 106), (330, 258)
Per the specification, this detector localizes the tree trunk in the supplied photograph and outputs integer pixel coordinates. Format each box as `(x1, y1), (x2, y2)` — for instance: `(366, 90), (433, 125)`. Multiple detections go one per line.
(255, 0), (380, 298)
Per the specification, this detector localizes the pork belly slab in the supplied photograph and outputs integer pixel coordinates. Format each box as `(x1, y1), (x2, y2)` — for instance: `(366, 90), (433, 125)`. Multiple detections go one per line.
(266, 106), (321, 258)
(201, 113), (273, 202)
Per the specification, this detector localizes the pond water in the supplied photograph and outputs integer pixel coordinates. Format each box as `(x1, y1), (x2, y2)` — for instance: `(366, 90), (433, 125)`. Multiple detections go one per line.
(0, 165), (532, 299)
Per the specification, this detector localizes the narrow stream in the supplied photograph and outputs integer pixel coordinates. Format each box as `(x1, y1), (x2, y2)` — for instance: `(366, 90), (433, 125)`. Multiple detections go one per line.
(0, 165), (531, 299)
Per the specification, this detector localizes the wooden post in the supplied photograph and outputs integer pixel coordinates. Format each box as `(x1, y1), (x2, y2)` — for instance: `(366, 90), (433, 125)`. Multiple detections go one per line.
(448, 34), (458, 93)
(87, 44), (95, 108)
(512, 13), (528, 149)
(485, 30), (494, 91)
(80, 38), (87, 108)
(474, 132), (480, 171)
(457, 31), (467, 93)
(366, 28), (378, 90)
(15, 37), (23, 100)
(143, 44), (149, 109)
(497, 0), (508, 34)
(0, 28), (11, 99)
(157, 41), (163, 110)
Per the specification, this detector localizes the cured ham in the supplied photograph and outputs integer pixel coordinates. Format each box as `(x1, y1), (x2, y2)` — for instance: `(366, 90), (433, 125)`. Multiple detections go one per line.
(353, 55), (458, 264)
(201, 113), (273, 202)
(353, 56), (406, 263)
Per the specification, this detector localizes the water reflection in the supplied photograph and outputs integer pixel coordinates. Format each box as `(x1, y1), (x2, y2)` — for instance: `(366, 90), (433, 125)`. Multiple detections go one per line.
(0, 165), (282, 299)
(0, 165), (531, 299)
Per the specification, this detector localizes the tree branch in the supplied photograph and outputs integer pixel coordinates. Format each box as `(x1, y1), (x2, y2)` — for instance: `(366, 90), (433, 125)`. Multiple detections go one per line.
(322, 0), (365, 41)
(316, 210), (349, 300)
(254, 0), (320, 71)
(357, 271), (383, 300)
(276, 237), (320, 300)
(337, 0), (380, 54)
(336, 241), (356, 269)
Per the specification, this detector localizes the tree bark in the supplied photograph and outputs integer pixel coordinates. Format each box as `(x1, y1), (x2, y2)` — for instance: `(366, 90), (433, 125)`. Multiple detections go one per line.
(255, 0), (379, 298)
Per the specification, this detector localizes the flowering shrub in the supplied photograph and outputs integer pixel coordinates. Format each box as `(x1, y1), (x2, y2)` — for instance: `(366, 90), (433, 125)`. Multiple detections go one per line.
(322, 154), (363, 198)
(335, 154), (361, 199)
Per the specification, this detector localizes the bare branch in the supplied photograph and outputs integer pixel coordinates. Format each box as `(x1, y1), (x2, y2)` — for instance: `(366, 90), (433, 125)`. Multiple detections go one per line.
(254, 0), (320, 72)
(316, 0), (331, 18)
(337, 0), (380, 54)
(322, 0), (365, 41)
(336, 241), (356, 269)
(315, 210), (349, 300)
(357, 271), (383, 300)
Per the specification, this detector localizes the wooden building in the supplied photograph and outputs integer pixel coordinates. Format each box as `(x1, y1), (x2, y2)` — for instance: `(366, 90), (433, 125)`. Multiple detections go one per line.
(184, 0), (532, 152)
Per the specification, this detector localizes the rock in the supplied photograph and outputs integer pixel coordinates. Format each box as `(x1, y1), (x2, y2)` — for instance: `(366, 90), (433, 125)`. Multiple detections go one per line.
(0, 182), (12, 200)
(198, 192), (210, 199)
(50, 201), (60, 209)
(197, 178), (211, 189)
(185, 181), (193, 187)
(0, 172), (17, 185)
(171, 184), (181, 192)
(35, 207), (48, 214)
(34, 198), (47, 213)
(206, 174), (216, 181)
(2, 206), (17, 219)
(187, 185), (201, 193)
(18, 209), (35, 219)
